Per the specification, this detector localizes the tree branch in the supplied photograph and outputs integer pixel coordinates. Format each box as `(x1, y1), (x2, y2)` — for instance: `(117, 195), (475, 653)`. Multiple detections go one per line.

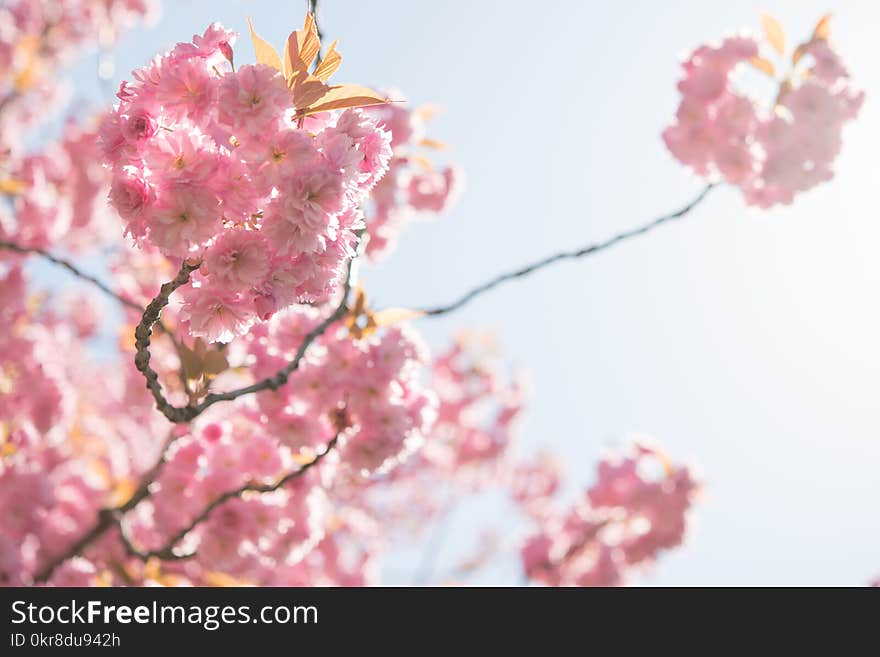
(133, 259), (203, 423)
(134, 251), (359, 424)
(0, 239), (144, 313)
(417, 184), (716, 317)
(0, 239), (182, 345)
(32, 431), (177, 583)
(120, 433), (342, 562)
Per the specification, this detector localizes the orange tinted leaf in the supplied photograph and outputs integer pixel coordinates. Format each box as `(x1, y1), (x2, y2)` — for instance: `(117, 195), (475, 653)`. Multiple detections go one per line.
(313, 41), (342, 82)
(413, 104), (440, 123)
(760, 13), (785, 55)
(286, 13), (321, 78)
(813, 14), (832, 41)
(371, 307), (426, 326)
(94, 571), (113, 587)
(419, 138), (447, 150)
(409, 154), (434, 171)
(282, 33), (292, 79)
(0, 177), (28, 195)
(290, 450), (317, 465)
(203, 571), (248, 587)
(247, 18), (283, 73)
(792, 43), (807, 66)
(289, 72), (331, 109)
(749, 56), (776, 77)
(301, 84), (388, 116)
(349, 284), (367, 316)
(108, 477), (137, 507)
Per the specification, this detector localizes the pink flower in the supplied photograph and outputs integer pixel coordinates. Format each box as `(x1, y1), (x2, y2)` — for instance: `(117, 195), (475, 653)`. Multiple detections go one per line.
(218, 64), (289, 135)
(180, 284), (256, 343)
(155, 57), (215, 122)
(204, 229), (271, 288)
(663, 25), (862, 208)
(121, 108), (158, 144)
(109, 169), (154, 221)
(144, 184), (219, 257)
(407, 165), (462, 213)
(142, 128), (218, 183)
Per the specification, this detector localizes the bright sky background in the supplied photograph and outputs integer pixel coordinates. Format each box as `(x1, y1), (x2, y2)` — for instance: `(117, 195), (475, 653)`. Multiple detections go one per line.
(51, 0), (879, 585)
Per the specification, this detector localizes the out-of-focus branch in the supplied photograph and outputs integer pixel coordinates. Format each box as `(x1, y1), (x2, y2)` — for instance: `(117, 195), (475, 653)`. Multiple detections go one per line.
(120, 433), (342, 562)
(416, 184), (716, 317)
(32, 431), (177, 584)
(0, 239), (144, 313)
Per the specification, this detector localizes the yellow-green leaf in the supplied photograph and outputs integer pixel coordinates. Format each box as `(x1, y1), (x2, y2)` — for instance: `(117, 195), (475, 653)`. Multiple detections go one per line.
(247, 17), (283, 73)
(760, 13), (786, 55)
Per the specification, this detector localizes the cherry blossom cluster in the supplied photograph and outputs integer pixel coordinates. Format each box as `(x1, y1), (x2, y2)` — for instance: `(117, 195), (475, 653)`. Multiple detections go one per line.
(0, 263), (168, 586)
(0, 120), (119, 251)
(0, 0), (156, 158)
(0, 0), (157, 252)
(0, 3), (764, 589)
(354, 334), (526, 539)
(362, 95), (463, 259)
(519, 442), (699, 586)
(242, 310), (437, 477)
(102, 25), (394, 341)
(416, 335), (523, 474)
(663, 25), (863, 208)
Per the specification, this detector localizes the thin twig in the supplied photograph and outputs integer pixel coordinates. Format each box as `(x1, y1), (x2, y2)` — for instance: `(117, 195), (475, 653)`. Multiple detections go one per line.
(120, 433), (342, 561)
(0, 239), (144, 312)
(417, 184), (716, 317)
(0, 239), (177, 340)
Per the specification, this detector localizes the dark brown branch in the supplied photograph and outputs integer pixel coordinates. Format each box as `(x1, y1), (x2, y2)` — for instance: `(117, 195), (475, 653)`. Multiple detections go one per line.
(121, 433), (342, 561)
(417, 184), (716, 317)
(133, 259), (202, 423)
(32, 431), (177, 583)
(135, 251), (358, 424)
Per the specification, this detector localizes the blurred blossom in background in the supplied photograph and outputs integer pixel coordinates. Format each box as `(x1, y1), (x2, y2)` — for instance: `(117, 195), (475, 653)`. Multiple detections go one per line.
(20, 0), (880, 584)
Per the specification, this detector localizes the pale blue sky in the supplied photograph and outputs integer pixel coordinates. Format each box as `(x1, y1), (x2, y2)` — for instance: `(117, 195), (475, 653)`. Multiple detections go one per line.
(48, 1), (880, 585)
